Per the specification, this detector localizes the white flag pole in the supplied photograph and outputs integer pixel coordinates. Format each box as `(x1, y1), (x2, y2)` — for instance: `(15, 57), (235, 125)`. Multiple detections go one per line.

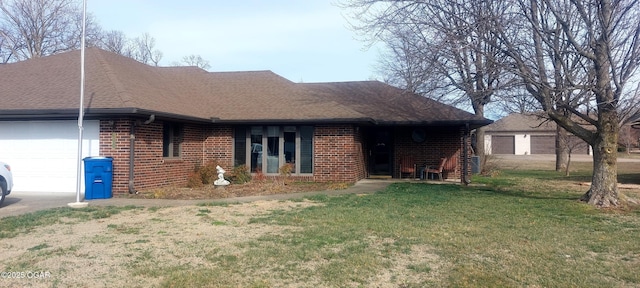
(69, 0), (89, 208)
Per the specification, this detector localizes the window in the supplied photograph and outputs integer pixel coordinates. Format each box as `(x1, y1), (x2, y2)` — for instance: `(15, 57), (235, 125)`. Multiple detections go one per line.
(284, 126), (296, 173)
(163, 123), (183, 158)
(234, 126), (313, 174)
(234, 127), (246, 166)
(250, 126), (262, 172)
(300, 126), (313, 173)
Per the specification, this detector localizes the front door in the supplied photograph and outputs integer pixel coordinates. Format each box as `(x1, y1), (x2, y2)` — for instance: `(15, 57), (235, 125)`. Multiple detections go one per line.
(368, 128), (393, 176)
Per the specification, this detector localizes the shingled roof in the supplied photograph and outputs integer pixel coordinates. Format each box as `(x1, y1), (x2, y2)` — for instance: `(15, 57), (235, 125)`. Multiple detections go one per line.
(0, 48), (491, 128)
(300, 81), (488, 126)
(485, 113), (556, 132)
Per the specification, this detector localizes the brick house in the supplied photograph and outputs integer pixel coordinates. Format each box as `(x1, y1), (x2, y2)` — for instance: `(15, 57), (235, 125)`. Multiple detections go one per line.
(0, 48), (491, 194)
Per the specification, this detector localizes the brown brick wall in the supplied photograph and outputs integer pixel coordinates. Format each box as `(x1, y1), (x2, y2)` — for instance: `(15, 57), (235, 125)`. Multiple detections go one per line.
(393, 126), (466, 180)
(313, 124), (366, 183)
(99, 119), (133, 194)
(203, 125), (234, 168)
(354, 127), (367, 180)
(100, 119), (206, 194)
(99, 120), (468, 194)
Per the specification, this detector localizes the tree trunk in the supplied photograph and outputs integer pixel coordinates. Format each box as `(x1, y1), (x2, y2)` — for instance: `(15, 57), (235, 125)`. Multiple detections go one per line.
(564, 151), (571, 177)
(580, 116), (619, 207)
(581, 3), (620, 208)
(555, 126), (568, 171)
(475, 126), (486, 172)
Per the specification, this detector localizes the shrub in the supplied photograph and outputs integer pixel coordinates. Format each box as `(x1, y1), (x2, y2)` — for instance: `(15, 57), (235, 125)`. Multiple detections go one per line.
(275, 163), (295, 186)
(254, 169), (266, 181)
(199, 160), (220, 184)
(480, 154), (501, 177)
(187, 171), (204, 188)
(279, 163), (294, 177)
(230, 165), (251, 184)
(187, 159), (227, 187)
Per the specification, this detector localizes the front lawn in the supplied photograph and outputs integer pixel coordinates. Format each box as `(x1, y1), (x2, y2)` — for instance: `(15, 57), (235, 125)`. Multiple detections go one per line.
(0, 169), (639, 287)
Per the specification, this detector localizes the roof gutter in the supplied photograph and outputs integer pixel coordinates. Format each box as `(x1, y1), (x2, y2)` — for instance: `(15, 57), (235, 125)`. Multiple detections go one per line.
(129, 119), (137, 194)
(0, 108), (212, 123)
(0, 109), (493, 129)
(209, 118), (493, 128)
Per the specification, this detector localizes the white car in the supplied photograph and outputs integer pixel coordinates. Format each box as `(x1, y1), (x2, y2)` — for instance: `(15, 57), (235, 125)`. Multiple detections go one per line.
(0, 161), (14, 207)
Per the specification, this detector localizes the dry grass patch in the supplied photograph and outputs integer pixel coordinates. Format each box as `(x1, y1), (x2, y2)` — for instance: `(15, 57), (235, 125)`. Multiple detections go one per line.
(129, 180), (348, 200)
(0, 200), (321, 287)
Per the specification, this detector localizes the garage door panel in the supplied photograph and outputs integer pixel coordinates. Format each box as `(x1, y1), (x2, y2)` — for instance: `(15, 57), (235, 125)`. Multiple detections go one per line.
(531, 135), (555, 154)
(492, 136), (515, 154)
(0, 120), (100, 192)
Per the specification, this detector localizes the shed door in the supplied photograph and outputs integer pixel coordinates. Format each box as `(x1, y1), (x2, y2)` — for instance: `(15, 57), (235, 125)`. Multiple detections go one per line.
(531, 135), (555, 154)
(0, 120), (100, 192)
(491, 136), (515, 154)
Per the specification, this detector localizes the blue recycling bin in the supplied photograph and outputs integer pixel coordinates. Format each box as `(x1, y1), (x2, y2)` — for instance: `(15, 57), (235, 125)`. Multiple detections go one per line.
(83, 157), (113, 200)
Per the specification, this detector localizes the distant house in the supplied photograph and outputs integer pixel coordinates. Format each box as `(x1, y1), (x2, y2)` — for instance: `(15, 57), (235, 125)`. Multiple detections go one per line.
(622, 114), (640, 151)
(0, 48), (491, 194)
(484, 113), (591, 155)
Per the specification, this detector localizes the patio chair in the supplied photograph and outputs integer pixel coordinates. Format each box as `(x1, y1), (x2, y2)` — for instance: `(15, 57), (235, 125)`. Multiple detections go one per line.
(398, 155), (417, 179)
(425, 157), (447, 181)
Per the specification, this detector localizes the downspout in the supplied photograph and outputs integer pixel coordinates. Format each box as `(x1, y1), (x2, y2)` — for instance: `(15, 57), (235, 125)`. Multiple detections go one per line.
(463, 123), (471, 185)
(128, 121), (136, 194)
(128, 115), (155, 194)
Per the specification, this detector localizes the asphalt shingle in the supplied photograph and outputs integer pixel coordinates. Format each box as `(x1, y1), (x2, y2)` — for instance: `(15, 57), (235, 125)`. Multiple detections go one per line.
(0, 48), (491, 127)
(484, 113), (556, 132)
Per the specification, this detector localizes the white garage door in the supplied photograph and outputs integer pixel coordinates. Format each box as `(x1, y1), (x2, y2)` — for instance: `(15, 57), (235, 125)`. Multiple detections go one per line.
(0, 120), (100, 192)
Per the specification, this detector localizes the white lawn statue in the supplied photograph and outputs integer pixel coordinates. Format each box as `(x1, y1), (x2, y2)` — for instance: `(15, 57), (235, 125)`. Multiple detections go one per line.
(214, 165), (230, 186)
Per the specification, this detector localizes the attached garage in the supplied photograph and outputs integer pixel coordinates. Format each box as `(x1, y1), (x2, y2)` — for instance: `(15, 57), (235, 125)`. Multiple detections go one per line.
(0, 120), (100, 192)
(491, 135), (515, 154)
(531, 135), (555, 154)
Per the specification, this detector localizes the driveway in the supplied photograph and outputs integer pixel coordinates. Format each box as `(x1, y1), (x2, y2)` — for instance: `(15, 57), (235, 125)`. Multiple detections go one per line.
(0, 179), (396, 218)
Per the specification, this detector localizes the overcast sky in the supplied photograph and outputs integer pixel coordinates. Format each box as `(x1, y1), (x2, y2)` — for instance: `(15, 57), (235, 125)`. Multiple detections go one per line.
(89, 0), (381, 83)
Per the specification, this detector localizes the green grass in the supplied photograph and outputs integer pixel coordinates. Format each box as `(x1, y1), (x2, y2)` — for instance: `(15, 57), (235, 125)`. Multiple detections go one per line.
(149, 178), (639, 287)
(2, 167), (639, 287)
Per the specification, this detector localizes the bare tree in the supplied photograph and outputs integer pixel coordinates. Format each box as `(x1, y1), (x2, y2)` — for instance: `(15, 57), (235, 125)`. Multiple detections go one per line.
(96, 30), (169, 67)
(491, 0), (640, 207)
(0, 0), (97, 62)
(374, 28), (446, 101)
(131, 32), (162, 66)
(97, 29), (132, 57)
(493, 89), (541, 114)
(617, 85), (640, 153)
(0, 0), (170, 68)
(0, 31), (15, 62)
(342, 0), (514, 165)
(176, 54), (211, 70)
(618, 124), (634, 153)
(561, 133), (590, 176)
